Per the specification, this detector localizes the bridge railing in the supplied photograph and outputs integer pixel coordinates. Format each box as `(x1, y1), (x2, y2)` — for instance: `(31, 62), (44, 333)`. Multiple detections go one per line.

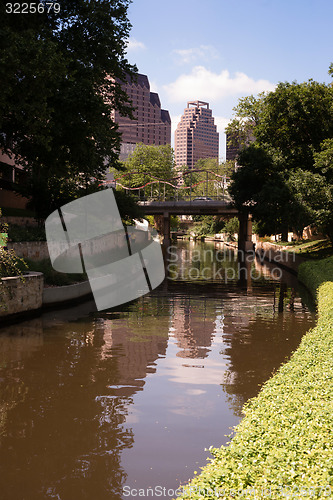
(134, 193), (233, 204)
(102, 169), (233, 203)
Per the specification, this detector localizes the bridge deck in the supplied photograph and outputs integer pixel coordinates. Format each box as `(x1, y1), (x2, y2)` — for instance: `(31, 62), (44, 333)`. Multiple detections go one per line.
(138, 200), (238, 216)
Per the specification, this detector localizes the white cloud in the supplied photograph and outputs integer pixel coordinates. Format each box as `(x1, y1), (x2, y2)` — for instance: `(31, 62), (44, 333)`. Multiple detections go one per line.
(164, 66), (275, 103)
(126, 38), (146, 52)
(173, 45), (220, 65)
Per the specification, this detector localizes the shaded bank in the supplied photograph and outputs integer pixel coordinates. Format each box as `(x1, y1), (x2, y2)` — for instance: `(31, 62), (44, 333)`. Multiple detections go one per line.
(177, 256), (333, 499)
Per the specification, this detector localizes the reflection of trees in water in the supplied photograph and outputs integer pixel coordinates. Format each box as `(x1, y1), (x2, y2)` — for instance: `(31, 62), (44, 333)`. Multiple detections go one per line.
(0, 308), (169, 500)
(0, 319), (43, 438)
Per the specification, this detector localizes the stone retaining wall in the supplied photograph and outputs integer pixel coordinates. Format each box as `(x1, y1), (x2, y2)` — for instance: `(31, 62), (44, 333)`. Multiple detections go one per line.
(0, 272), (44, 318)
(7, 242), (49, 261)
(1, 216), (38, 227)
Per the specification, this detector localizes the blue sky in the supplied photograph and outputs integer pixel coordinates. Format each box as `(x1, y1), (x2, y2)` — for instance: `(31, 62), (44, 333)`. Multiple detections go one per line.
(125, 0), (333, 159)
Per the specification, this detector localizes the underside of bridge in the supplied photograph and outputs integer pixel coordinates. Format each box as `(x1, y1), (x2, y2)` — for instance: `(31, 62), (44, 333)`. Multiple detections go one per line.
(139, 201), (253, 252)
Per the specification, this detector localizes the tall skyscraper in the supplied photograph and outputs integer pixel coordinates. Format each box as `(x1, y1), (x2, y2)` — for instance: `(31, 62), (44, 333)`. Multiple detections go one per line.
(174, 101), (219, 169)
(111, 73), (171, 160)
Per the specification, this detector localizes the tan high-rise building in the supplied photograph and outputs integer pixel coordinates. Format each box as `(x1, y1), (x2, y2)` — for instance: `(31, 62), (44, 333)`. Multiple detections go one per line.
(111, 73), (171, 160)
(175, 101), (219, 169)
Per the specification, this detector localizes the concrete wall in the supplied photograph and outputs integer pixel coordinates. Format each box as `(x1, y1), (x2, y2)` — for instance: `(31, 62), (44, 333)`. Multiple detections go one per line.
(7, 241), (49, 261)
(8, 231), (150, 262)
(0, 272), (43, 318)
(0, 190), (29, 209)
(43, 281), (92, 306)
(255, 241), (305, 274)
(2, 216), (38, 227)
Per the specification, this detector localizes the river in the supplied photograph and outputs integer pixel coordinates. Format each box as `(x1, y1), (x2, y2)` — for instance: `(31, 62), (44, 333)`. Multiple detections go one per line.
(0, 241), (316, 500)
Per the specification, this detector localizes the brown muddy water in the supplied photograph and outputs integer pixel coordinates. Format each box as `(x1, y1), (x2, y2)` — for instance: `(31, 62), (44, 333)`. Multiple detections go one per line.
(0, 242), (316, 500)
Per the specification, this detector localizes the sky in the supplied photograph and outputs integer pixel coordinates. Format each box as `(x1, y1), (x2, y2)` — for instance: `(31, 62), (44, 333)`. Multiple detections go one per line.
(124, 0), (333, 160)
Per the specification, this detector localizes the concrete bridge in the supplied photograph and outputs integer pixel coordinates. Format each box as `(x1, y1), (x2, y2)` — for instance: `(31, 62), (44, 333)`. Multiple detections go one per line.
(138, 199), (253, 252)
(103, 170), (253, 252)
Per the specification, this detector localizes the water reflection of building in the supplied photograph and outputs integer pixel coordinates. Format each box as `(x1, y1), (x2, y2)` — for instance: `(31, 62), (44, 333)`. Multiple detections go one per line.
(99, 315), (169, 388)
(0, 305), (170, 500)
(171, 298), (215, 358)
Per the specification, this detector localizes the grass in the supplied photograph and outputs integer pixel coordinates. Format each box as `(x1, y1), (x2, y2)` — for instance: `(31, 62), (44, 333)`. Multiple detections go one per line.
(275, 239), (333, 259)
(176, 257), (333, 499)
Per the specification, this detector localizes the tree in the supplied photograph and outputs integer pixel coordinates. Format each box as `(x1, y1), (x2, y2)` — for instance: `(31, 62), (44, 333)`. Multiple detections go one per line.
(313, 139), (333, 243)
(0, 0), (137, 219)
(229, 69), (333, 238)
(227, 80), (333, 170)
(193, 215), (225, 236)
(255, 80), (333, 171)
(225, 92), (266, 156)
(120, 143), (176, 198)
(222, 217), (239, 241)
(178, 158), (232, 199)
(229, 144), (292, 238)
(113, 189), (144, 223)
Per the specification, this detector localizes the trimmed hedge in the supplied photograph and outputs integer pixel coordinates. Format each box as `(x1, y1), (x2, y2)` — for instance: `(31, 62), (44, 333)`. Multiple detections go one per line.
(176, 259), (333, 499)
(298, 256), (333, 299)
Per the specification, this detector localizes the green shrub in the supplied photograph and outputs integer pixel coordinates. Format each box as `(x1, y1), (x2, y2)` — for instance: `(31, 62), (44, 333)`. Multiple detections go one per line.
(0, 208), (8, 235)
(0, 248), (28, 310)
(19, 258), (87, 286)
(0, 248), (27, 279)
(222, 217), (239, 241)
(298, 255), (333, 298)
(177, 261), (333, 499)
(7, 224), (46, 242)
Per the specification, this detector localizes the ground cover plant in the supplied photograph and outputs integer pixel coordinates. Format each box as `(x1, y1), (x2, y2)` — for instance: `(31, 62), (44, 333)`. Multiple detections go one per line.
(176, 258), (333, 499)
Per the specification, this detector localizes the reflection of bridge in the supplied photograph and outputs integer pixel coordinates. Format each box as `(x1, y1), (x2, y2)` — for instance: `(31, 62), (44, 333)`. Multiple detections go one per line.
(103, 170), (253, 251)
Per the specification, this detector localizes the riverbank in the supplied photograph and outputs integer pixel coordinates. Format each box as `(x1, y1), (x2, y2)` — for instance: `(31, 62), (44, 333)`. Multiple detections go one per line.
(177, 256), (333, 499)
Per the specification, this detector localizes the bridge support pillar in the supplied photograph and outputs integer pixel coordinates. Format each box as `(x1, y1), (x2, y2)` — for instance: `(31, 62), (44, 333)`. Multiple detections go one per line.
(162, 212), (171, 248)
(238, 212), (253, 254)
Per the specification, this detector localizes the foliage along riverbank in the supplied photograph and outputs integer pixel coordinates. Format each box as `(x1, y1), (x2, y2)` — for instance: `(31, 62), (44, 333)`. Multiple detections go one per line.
(176, 256), (333, 499)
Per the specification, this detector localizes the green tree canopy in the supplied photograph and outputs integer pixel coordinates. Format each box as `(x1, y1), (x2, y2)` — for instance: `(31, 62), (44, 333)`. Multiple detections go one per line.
(255, 80), (333, 170)
(229, 67), (333, 240)
(0, 0), (136, 218)
(117, 143), (176, 199)
(177, 158), (233, 200)
(313, 139), (333, 243)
